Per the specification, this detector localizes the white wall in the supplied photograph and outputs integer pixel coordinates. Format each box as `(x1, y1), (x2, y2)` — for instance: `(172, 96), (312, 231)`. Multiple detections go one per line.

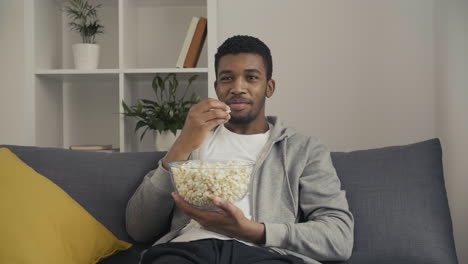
(218, 0), (436, 151)
(436, 0), (468, 263)
(0, 0), (25, 145)
(218, 0), (466, 262)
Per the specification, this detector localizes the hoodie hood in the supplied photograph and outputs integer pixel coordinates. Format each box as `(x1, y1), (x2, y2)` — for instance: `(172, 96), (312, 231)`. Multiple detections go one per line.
(265, 116), (297, 143)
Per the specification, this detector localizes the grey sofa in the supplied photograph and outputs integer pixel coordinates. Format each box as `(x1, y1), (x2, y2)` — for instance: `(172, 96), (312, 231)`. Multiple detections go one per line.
(1, 138), (458, 264)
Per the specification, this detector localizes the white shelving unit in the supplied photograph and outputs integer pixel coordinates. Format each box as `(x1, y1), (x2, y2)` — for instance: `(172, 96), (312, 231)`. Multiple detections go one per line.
(24, 0), (217, 152)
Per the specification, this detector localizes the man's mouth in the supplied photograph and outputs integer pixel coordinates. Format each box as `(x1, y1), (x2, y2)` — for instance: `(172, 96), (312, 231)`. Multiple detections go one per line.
(226, 98), (251, 111)
(229, 103), (249, 111)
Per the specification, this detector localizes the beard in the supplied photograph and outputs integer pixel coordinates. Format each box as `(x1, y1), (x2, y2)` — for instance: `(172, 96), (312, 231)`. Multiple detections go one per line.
(228, 96), (266, 125)
(229, 114), (255, 124)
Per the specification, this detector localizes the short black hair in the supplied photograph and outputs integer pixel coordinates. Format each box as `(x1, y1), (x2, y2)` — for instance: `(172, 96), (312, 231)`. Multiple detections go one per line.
(215, 35), (273, 80)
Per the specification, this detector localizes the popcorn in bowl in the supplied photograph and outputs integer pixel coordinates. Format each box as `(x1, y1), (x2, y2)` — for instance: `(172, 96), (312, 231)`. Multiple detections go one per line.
(168, 160), (255, 210)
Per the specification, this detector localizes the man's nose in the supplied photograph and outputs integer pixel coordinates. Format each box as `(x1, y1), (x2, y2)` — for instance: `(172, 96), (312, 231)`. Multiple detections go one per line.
(230, 77), (247, 94)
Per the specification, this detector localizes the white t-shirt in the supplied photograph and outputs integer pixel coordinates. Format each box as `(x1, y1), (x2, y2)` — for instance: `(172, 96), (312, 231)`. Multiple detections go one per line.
(170, 123), (271, 244)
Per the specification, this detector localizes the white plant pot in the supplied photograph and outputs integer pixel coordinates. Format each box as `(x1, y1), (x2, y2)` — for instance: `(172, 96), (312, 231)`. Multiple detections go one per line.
(154, 130), (182, 151)
(72, 43), (100, 70)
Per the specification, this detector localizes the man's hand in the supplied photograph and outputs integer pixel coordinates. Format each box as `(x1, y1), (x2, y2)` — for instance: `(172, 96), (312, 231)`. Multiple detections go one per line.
(171, 192), (266, 245)
(162, 98), (230, 170)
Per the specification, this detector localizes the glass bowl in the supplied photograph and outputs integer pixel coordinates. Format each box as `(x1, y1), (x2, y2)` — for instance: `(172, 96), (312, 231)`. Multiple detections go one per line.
(168, 159), (255, 210)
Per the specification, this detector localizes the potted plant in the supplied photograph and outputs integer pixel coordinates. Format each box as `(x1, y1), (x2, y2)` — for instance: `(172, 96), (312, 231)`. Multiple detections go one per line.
(64, 0), (104, 70)
(121, 73), (201, 151)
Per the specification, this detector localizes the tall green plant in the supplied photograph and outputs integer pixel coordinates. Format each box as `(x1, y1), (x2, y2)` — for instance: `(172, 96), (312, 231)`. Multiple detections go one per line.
(64, 0), (104, 44)
(122, 73), (201, 142)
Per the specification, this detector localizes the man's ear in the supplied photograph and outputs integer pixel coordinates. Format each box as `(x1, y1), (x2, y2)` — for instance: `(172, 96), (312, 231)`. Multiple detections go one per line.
(266, 79), (276, 98)
(214, 80), (219, 97)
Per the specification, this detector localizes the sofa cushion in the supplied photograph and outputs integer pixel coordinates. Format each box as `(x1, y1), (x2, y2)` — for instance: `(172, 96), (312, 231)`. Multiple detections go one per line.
(0, 145), (165, 264)
(0, 148), (132, 264)
(329, 138), (458, 264)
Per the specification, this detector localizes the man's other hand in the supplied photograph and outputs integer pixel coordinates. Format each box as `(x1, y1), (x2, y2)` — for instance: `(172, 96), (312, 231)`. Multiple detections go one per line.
(171, 192), (265, 245)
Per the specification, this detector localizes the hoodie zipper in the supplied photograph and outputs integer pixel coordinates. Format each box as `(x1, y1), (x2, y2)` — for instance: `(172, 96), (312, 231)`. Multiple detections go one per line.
(250, 135), (287, 222)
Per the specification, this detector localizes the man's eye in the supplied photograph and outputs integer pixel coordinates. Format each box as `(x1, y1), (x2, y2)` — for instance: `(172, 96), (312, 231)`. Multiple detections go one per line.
(220, 76), (232, 81)
(247, 76), (258, 80)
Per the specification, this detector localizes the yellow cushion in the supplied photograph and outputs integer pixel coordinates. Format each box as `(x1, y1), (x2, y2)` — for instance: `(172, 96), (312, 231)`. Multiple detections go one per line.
(0, 148), (132, 264)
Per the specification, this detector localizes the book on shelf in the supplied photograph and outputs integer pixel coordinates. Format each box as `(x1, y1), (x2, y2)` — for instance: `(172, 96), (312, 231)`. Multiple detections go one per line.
(90, 148), (120, 153)
(176, 16), (208, 68)
(69, 144), (113, 151)
(184, 17), (207, 68)
(176, 17), (199, 68)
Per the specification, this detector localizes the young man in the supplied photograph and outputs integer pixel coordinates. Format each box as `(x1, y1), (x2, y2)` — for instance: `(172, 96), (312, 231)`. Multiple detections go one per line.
(126, 35), (354, 264)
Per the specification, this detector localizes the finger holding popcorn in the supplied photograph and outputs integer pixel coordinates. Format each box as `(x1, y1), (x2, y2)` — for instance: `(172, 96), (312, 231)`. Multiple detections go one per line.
(173, 98), (230, 154)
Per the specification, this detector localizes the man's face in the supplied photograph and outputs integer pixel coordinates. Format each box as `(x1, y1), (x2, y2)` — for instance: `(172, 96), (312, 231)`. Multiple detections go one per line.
(215, 53), (274, 124)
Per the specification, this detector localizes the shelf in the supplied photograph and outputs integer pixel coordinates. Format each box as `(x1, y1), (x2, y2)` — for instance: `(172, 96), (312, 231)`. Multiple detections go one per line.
(123, 68), (208, 81)
(122, 0), (208, 68)
(122, 71), (208, 152)
(123, 68), (209, 73)
(35, 69), (119, 81)
(36, 68), (207, 75)
(134, 0), (206, 7)
(123, 71), (208, 83)
(36, 69), (120, 74)
(27, 0), (216, 152)
(34, 75), (120, 150)
(34, 0), (119, 70)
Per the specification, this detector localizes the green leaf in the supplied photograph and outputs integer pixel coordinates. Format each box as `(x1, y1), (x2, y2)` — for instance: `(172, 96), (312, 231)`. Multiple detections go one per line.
(139, 127), (150, 142)
(173, 75), (179, 91)
(168, 80), (175, 98)
(182, 101), (193, 107)
(135, 120), (147, 132)
(170, 127), (177, 136)
(141, 99), (159, 107)
(188, 74), (198, 84)
(157, 76), (164, 91)
(121, 100), (131, 113)
(181, 74), (198, 100)
(163, 73), (173, 84)
(151, 75), (160, 100)
(64, 0), (104, 43)
(171, 74), (178, 98)
(155, 120), (165, 131)
(120, 72), (203, 139)
(136, 102), (143, 112)
(190, 92), (197, 102)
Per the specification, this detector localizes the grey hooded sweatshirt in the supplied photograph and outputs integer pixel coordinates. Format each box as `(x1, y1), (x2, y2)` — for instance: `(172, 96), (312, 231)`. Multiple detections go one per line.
(126, 116), (354, 264)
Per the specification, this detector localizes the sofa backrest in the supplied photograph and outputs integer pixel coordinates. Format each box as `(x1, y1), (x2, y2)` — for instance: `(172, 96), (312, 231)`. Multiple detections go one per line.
(329, 138), (458, 264)
(1, 138), (458, 264)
